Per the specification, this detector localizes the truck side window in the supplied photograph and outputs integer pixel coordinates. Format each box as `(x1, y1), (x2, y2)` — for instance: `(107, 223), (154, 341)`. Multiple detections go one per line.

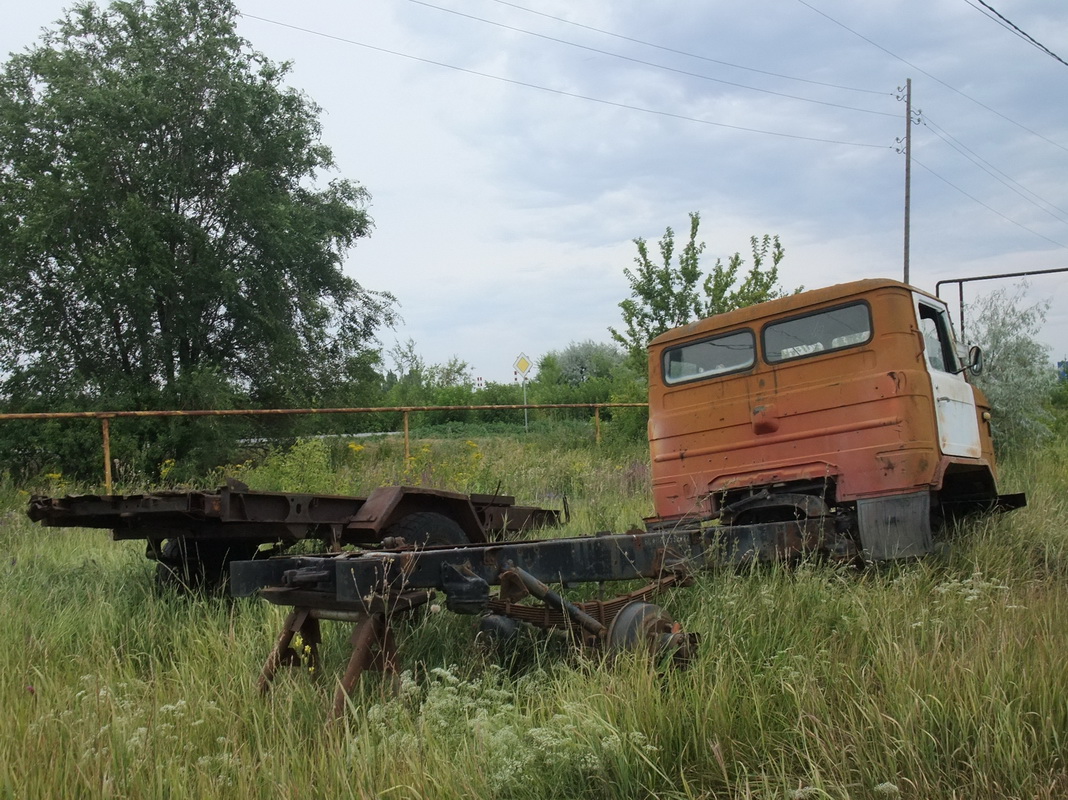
(763, 302), (872, 363)
(918, 304), (958, 373)
(663, 329), (755, 384)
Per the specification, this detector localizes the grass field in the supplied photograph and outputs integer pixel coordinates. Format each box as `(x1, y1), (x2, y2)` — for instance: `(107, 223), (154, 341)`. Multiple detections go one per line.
(1, 428), (1066, 799)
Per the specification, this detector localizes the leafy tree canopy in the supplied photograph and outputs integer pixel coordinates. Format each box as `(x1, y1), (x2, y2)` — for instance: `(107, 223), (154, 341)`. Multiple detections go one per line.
(382, 338), (472, 411)
(0, 0), (395, 411)
(609, 212), (797, 364)
(536, 340), (626, 388)
(967, 287), (1056, 452)
(530, 341), (644, 436)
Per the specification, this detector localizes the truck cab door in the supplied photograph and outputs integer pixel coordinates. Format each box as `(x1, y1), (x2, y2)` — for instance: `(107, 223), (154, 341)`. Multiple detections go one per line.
(913, 294), (982, 459)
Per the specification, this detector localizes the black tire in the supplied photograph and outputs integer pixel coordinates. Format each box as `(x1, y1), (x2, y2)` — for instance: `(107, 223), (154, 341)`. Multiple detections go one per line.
(155, 538), (258, 593)
(155, 538), (193, 591)
(384, 512), (469, 547)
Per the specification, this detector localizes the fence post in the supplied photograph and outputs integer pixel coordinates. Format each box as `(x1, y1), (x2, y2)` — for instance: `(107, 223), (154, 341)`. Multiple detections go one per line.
(403, 411), (410, 462)
(594, 406), (601, 444)
(101, 417), (113, 494)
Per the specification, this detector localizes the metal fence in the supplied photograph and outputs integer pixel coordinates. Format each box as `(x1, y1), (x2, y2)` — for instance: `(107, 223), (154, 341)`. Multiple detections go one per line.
(0, 403), (648, 492)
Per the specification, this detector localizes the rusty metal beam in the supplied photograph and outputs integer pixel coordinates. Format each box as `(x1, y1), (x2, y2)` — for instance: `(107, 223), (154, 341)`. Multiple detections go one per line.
(232, 517), (842, 604)
(101, 418), (113, 494)
(934, 266), (1068, 341)
(0, 402), (648, 421)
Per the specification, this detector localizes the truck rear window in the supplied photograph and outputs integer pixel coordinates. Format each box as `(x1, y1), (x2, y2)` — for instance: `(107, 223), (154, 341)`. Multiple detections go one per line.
(763, 302), (872, 363)
(663, 329), (755, 384)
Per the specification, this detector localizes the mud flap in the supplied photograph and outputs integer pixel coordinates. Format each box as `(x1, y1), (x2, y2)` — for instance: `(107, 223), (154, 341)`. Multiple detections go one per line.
(856, 491), (932, 561)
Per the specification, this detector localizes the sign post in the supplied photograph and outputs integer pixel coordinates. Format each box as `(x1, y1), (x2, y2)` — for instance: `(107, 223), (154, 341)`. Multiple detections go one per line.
(513, 353), (532, 432)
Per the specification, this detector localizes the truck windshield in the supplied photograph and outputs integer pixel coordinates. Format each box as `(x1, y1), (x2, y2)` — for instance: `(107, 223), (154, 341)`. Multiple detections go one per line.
(763, 302), (872, 363)
(663, 329), (755, 384)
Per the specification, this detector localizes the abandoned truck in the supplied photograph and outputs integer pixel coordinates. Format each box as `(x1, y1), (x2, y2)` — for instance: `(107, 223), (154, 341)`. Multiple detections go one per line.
(644, 276), (1023, 558)
(223, 279), (1024, 712)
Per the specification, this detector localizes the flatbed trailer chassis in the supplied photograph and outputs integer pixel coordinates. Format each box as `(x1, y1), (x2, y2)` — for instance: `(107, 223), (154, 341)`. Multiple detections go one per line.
(27, 483), (562, 589)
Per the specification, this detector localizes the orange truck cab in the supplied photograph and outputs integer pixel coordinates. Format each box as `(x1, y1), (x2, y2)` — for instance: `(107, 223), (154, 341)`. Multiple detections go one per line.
(646, 278), (1024, 560)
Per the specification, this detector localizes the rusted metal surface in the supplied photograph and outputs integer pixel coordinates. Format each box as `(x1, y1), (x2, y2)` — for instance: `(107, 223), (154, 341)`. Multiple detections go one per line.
(346, 486), (489, 542)
(29, 486), (368, 539)
(605, 601), (697, 668)
(255, 589), (431, 721)
(27, 485), (562, 593)
(257, 608), (321, 695)
(232, 516), (845, 606)
(0, 402), (650, 422)
(229, 278), (1033, 718)
(28, 485), (559, 542)
(502, 566), (607, 637)
(487, 573), (691, 640)
(246, 556), (699, 717)
(332, 614), (400, 720)
(236, 460), (1019, 717)
(234, 512), (841, 716)
(255, 590), (431, 717)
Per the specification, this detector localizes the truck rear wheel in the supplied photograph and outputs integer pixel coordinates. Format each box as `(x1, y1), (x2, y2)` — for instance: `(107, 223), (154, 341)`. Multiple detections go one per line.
(384, 512), (469, 547)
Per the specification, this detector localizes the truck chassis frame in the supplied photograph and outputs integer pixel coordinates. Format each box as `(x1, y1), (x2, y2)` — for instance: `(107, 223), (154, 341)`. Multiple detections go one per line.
(231, 507), (849, 719)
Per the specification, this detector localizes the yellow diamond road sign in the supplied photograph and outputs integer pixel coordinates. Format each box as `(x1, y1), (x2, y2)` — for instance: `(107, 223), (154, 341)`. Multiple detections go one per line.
(513, 353), (532, 377)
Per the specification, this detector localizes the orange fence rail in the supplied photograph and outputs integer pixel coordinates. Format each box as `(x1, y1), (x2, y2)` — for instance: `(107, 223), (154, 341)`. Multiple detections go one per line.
(0, 403), (649, 492)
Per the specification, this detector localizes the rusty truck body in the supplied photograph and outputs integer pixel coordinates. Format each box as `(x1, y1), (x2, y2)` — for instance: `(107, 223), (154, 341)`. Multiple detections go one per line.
(646, 278), (1018, 559)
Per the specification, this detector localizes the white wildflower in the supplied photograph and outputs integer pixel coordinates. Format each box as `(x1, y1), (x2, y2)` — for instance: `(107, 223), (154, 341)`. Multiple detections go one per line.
(126, 727), (148, 749)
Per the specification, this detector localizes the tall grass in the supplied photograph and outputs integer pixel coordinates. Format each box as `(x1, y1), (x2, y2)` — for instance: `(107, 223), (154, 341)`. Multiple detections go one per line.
(1, 433), (1066, 799)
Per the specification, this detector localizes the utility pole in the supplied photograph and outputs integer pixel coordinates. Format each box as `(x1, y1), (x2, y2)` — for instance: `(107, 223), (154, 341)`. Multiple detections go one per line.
(898, 78), (913, 285)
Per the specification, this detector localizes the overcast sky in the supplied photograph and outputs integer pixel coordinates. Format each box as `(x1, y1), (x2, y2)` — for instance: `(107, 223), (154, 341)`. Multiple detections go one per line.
(3, 0), (1067, 382)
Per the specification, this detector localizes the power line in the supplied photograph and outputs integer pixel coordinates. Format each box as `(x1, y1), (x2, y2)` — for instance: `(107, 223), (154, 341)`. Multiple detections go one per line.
(966, 0), (1068, 68)
(484, 0), (888, 96)
(238, 12), (893, 150)
(242, 5), (1065, 254)
(796, 0), (1068, 154)
(922, 116), (1068, 225)
(964, 0), (1039, 48)
(411, 0), (897, 118)
(796, 2), (1068, 254)
(911, 155), (1068, 249)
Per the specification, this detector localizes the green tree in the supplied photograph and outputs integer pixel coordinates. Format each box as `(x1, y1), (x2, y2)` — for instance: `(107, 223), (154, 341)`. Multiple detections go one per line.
(530, 340), (645, 437)
(383, 339), (473, 425)
(0, 0), (394, 413)
(536, 340), (626, 389)
(609, 212), (795, 363)
(967, 287), (1056, 452)
(384, 339), (471, 405)
(533, 340), (631, 408)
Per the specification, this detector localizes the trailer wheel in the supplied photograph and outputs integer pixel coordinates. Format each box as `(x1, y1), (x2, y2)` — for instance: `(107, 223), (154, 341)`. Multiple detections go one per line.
(385, 512), (469, 547)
